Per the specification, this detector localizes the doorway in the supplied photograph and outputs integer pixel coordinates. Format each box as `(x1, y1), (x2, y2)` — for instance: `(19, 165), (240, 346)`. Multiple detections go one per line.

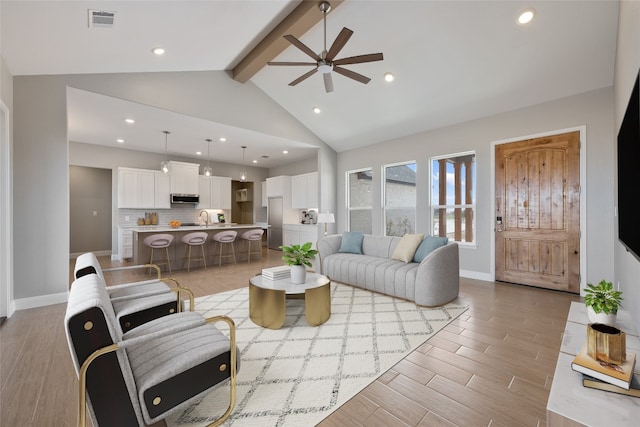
(0, 100), (10, 320)
(494, 130), (581, 293)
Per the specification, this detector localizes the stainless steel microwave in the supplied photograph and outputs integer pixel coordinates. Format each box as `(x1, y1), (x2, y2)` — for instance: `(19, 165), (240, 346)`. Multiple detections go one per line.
(170, 194), (199, 204)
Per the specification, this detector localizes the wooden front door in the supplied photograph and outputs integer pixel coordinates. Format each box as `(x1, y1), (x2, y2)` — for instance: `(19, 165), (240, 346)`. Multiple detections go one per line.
(495, 131), (580, 293)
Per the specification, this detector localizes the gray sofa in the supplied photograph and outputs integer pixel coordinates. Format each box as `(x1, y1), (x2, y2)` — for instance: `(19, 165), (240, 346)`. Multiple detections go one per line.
(317, 234), (459, 307)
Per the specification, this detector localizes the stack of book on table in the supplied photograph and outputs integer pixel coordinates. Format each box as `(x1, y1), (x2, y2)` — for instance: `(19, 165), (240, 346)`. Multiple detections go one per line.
(261, 265), (291, 281)
(571, 342), (639, 397)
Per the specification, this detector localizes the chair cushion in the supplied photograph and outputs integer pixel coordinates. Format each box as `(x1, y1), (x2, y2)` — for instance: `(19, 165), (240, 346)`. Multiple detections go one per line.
(108, 281), (171, 302)
(338, 231), (364, 254)
(413, 235), (449, 263)
(125, 323), (235, 424)
(391, 233), (424, 263)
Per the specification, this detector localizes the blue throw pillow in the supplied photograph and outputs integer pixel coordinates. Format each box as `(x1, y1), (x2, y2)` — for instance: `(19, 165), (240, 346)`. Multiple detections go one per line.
(413, 235), (448, 263)
(338, 231), (364, 254)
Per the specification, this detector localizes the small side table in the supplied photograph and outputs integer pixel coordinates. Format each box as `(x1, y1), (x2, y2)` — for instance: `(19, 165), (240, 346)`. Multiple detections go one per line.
(249, 272), (331, 329)
(547, 302), (640, 426)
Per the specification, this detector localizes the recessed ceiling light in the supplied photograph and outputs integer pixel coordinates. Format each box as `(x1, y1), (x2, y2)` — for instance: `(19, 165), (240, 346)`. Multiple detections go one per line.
(124, 118), (135, 124)
(313, 107), (321, 114)
(219, 137), (227, 142)
(152, 47), (165, 55)
(518, 8), (536, 25)
(283, 150), (289, 154)
(116, 138), (125, 143)
(384, 72), (395, 82)
(252, 159), (258, 164)
(196, 151), (202, 156)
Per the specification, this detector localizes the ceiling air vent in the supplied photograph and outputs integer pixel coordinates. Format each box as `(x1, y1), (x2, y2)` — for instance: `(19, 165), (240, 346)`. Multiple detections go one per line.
(88, 10), (116, 29)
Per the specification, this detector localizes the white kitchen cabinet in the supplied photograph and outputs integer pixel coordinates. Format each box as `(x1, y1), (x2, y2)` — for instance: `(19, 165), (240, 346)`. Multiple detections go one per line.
(154, 172), (171, 209)
(118, 167), (171, 209)
(266, 175), (290, 198)
(291, 172), (318, 209)
(118, 167), (157, 208)
(118, 227), (134, 261)
(197, 175), (231, 209)
(283, 224), (320, 248)
(169, 161), (199, 194)
(211, 176), (231, 210)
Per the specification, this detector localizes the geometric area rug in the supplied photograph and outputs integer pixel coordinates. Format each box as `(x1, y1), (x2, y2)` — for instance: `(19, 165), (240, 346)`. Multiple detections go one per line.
(166, 283), (468, 427)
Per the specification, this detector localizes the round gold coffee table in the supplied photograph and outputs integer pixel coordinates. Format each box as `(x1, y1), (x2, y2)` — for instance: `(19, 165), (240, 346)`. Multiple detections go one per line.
(249, 272), (331, 329)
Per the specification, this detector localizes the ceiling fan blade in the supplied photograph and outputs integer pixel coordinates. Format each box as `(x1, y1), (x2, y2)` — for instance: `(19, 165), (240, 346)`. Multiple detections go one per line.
(284, 34), (321, 61)
(333, 53), (384, 66)
(333, 66), (371, 84)
(267, 61), (318, 66)
(325, 27), (353, 62)
(323, 73), (334, 93)
(289, 68), (318, 86)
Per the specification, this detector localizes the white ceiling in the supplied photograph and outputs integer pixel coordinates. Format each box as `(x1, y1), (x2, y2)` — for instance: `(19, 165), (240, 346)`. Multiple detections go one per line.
(1, 1), (620, 165)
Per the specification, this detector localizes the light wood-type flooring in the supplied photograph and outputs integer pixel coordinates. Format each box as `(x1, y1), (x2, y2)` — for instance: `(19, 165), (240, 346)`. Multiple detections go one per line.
(1, 249), (580, 426)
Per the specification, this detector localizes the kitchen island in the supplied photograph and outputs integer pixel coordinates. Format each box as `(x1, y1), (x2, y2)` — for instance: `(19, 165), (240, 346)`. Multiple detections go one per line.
(131, 224), (268, 269)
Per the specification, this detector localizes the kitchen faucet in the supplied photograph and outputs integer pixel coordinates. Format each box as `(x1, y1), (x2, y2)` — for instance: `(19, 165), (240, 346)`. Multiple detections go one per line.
(199, 210), (209, 227)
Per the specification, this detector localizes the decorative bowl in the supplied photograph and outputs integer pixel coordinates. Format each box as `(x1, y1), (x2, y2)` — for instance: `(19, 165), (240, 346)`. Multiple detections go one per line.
(169, 220), (181, 229)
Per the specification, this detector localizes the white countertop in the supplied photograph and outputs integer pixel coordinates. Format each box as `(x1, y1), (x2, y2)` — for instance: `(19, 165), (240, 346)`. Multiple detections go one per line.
(547, 302), (640, 426)
(128, 223), (267, 233)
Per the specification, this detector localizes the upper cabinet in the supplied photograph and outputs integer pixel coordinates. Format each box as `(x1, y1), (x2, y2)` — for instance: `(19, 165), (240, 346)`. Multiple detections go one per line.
(117, 167), (177, 209)
(198, 175), (231, 210)
(169, 161), (199, 194)
(291, 172), (318, 209)
(266, 175), (291, 198)
(154, 172), (171, 209)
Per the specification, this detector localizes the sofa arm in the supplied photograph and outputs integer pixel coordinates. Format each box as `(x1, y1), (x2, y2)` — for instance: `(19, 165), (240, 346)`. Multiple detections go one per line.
(414, 243), (460, 307)
(316, 235), (342, 275)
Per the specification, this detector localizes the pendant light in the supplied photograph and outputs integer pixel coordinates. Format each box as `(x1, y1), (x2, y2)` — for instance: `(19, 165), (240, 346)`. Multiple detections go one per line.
(160, 130), (170, 173)
(203, 138), (212, 177)
(240, 145), (247, 182)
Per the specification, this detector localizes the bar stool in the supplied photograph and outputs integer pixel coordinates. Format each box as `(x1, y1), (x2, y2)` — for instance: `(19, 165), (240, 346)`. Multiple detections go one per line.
(143, 234), (174, 275)
(239, 229), (264, 263)
(181, 232), (208, 272)
(211, 230), (237, 267)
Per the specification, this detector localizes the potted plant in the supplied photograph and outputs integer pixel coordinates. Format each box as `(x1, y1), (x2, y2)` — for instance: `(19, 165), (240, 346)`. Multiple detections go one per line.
(584, 279), (623, 325)
(280, 242), (318, 284)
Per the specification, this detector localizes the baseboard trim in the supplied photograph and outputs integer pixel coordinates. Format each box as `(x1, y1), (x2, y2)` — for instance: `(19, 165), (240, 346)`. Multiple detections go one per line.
(460, 270), (492, 282)
(13, 292), (68, 311)
(69, 250), (112, 259)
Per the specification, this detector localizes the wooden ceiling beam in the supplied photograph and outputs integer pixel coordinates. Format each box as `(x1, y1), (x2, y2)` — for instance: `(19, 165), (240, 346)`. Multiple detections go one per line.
(232, 0), (344, 83)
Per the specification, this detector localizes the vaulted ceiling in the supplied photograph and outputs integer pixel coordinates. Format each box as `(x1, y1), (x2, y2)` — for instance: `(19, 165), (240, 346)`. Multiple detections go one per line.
(1, 1), (619, 167)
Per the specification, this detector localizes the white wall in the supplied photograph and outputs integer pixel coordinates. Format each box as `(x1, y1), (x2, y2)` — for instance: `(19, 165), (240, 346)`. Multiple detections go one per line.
(0, 53), (13, 318)
(12, 71), (336, 307)
(337, 87), (615, 286)
(613, 1), (640, 333)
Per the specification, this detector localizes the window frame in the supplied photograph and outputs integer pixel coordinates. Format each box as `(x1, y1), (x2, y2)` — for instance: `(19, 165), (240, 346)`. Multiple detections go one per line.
(429, 151), (477, 246)
(346, 167), (373, 233)
(382, 160), (417, 237)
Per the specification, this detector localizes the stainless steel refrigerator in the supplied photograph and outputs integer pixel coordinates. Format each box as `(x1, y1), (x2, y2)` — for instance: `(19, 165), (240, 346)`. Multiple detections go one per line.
(268, 197), (283, 249)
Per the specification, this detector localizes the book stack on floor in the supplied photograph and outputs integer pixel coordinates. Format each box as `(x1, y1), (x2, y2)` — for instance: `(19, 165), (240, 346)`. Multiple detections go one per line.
(571, 342), (639, 397)
(261, 265), (291, 281)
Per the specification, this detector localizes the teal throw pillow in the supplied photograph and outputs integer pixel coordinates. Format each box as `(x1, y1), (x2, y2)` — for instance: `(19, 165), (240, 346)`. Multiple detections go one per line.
(413, 235), (448, 263)
(338, 231), (364, 254)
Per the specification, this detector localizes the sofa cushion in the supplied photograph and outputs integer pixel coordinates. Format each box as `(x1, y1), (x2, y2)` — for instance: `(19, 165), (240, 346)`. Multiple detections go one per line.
(391, 233), (424, 263)
(338, 231), (364, 254)
(413, 235), (449, 263)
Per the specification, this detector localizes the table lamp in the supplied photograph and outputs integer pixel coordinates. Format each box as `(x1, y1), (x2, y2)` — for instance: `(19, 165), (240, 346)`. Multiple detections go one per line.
(317, 212), (335, 236)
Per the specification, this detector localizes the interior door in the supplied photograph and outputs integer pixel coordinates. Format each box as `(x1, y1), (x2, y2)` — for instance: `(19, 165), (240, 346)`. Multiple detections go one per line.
(495, 131), (580, 293)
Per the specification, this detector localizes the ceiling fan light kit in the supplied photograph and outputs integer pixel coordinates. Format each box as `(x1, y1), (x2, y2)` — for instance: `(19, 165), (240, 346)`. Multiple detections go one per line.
(268, 1), (383, 93)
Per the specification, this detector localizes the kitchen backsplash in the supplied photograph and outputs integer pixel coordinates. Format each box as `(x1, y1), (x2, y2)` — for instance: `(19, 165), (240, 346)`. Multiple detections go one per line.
(117, 206), (228, 227)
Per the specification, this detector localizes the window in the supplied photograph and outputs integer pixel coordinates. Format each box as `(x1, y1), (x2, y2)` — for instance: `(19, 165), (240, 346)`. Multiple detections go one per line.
(430, 152), (476, 243)
(383, 162), (416, 236)
(347, 169), (372, 234)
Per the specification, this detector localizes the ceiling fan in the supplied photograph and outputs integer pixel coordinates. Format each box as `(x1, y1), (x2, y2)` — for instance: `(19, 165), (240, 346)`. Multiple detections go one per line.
(267, 1), (383, 93)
